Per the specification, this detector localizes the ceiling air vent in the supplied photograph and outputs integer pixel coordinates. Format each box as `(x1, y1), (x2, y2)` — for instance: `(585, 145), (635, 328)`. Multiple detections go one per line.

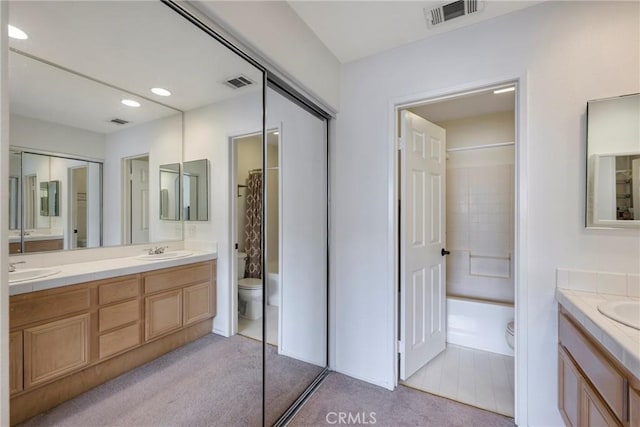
(224, 75), (254, 89)
(110, 118), (129, 125)
(424, 0), (484, 28)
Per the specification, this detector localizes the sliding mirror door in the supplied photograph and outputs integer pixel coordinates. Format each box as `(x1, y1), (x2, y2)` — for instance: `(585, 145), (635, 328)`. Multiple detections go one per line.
(8, 1), (266, 425)
(264, 86), (328, 425)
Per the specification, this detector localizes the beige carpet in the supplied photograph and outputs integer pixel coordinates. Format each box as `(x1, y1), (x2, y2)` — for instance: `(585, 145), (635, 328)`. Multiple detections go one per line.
(20, 334), (321, 427)
(290, 372), (515, 427)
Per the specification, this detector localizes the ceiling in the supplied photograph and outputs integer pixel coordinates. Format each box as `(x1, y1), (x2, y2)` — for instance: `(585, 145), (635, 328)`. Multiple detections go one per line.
(8, 2), (262, 134)
(409, 88), (514, 123)
(288, 1), (542, 63)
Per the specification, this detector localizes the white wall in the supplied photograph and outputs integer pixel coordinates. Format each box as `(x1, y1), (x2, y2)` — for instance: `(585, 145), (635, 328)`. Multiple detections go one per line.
(333, 2), (640, 426)
(10, 114), (105, 160)
(182, 91), (263, 335)
(193, 1), (340, 112)
(103, 113), (183, 246)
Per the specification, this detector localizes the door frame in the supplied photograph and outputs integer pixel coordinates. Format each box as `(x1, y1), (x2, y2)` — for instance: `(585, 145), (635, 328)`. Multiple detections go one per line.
(389, 76), (528, 425)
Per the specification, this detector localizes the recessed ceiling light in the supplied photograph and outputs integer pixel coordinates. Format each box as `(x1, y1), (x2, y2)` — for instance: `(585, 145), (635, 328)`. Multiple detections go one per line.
(121, 99), (141, 108)
(493, 87), (515, 94)
(8, 25), (28, 40)
(151, 87), (171, 97)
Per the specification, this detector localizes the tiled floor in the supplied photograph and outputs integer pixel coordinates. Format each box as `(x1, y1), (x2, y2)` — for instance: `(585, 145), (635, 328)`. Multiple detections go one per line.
(401, 343), (514, 417)
(238, 304), (278, 345)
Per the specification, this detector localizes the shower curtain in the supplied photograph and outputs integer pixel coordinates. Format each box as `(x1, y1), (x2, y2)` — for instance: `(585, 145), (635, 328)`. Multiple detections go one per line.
(244, 170), (262, 278)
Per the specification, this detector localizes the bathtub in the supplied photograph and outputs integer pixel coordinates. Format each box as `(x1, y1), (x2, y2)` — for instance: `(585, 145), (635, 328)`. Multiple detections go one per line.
(446, 295), (514, 356)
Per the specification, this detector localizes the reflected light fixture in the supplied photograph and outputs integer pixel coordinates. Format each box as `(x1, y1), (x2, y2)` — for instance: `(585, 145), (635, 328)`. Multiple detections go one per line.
(8, 25), (28, 40)
(493, 87), (515, 94)
(151, 87), (171, 97)
(273, 131), (279, 135)
(121, 99), (141, 108)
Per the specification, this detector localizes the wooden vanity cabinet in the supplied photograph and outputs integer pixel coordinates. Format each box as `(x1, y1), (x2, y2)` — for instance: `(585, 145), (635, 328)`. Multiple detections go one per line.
(143, 261), (215, 341)
(558, 306), (640, 427)
(10, 259), (216, 426)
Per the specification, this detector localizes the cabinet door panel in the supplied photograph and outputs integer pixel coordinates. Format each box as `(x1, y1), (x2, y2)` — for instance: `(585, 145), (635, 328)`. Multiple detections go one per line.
(24, 314), (89, 388)
(559, 346), (582, 427)
(10, 331), (23, 395)
(581, 381), (620, 427)
(183, 282), (213, 326)
(630, 387), (640, 427)
(145, 289), (182, 341)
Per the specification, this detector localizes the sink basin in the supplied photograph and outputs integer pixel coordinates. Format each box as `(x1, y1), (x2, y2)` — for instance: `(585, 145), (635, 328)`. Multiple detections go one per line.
(9, 268), (60, 284)
(135, 250), (192, 261)
(598, 300), (640, 330)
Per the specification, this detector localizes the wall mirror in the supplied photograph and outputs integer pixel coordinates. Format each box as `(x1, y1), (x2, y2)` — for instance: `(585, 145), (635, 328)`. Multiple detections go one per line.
(160, 163), (181, 221)
(586, 93), (640, 228)
(183, 159), (208, 221)
(8, 1), (189, 253)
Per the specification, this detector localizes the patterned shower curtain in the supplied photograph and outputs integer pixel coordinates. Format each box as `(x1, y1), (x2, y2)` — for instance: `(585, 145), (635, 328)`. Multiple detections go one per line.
(244, 170), (262, 278)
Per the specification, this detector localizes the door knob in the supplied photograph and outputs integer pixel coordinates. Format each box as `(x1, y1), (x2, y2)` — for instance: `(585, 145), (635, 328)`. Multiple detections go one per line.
(441, 248), (451, 256)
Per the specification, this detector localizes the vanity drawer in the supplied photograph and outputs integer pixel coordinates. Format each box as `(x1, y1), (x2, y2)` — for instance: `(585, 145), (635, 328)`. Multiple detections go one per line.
(143, 262), (212, 294)
(98, 277), (139, 305)
(99, 323), (140, 359)
(559, 312), (626, 421)
(11, 288), (90, 328)
(99, 300), (139, 332)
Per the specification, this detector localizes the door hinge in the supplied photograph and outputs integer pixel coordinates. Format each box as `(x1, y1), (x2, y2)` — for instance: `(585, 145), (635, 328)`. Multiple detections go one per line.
(397, 340), (403, 354)
(398, 137), (405, 151)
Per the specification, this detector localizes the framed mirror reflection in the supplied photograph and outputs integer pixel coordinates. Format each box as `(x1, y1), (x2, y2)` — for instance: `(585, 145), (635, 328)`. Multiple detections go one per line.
(586, 93), (640, 228)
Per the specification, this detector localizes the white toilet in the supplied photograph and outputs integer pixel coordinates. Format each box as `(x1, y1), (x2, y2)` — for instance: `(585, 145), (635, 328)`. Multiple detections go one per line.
(506, 320), (515, 350)
(237, 252), (263, 320)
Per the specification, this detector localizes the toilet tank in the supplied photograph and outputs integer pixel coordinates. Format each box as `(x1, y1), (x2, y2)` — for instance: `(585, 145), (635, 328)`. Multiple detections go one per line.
(237, 252), (246, 279)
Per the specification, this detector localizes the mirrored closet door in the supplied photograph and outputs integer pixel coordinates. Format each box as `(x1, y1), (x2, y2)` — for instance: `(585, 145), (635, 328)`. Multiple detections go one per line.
(263, 85), (329, 426)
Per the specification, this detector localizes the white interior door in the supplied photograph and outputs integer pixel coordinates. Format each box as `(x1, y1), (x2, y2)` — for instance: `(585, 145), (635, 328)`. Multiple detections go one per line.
(399, 110), (447, 381)
(130, 158), (149, 244)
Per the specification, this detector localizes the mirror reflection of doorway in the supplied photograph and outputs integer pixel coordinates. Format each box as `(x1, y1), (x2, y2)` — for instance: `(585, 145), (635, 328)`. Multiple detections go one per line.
(24, 174), (37, 230)
(123, 155), (150, 245)
(69, 166), (88, 249)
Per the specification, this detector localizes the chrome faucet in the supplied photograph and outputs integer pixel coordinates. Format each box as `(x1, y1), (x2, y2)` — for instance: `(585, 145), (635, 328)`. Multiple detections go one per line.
(145, 246), (169, 255)
(8, 261), (25, 272)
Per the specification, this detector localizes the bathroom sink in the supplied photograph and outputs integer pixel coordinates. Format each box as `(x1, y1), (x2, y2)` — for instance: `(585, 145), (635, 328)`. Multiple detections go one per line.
(135, 250), (192, 261)
(598, 300), (640, 330)
(9, 268), (60, 284)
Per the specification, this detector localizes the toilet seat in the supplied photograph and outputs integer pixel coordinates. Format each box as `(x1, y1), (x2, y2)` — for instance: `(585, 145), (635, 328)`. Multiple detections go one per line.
(239, 278), (262, 290)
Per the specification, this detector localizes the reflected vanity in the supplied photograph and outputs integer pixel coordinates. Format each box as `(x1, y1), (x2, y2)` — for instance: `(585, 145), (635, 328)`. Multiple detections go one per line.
(586, 93), (640, 228)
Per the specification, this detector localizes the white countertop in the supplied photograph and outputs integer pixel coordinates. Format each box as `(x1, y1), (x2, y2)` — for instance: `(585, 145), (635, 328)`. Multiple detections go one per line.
(9, 233), (64, 243)
(9, 250), (217, 296)
(557, 289), (640, 379)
